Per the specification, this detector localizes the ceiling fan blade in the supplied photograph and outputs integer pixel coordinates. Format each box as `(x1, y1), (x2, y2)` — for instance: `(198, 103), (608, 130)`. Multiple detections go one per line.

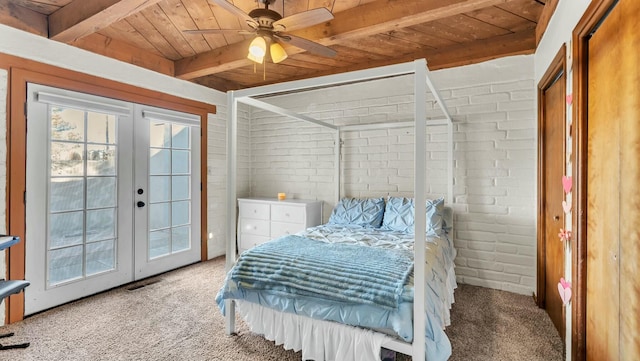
(276, 34), (337, 58)
(272, 7), (334, 32)
(184, 29), (254, 35)
(209, 0), (257, 27)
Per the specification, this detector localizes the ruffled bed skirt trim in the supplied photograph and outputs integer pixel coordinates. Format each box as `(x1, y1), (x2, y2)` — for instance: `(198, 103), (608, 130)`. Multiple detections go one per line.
(236, 300), (389, 361)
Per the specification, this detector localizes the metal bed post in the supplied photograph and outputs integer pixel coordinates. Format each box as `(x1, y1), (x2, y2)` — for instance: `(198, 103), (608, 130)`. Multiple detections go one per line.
(334, 129), (341, 206)
(447, 122), (454, 203)
(413, 59), (427, 360)
(424, 64), (454, 205)
(225, 90), (238, 335)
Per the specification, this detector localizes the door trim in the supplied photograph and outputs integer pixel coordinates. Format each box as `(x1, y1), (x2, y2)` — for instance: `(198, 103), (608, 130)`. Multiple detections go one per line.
(4, 54), (214, 323)
(572, 0), (618, 360)
(536, 44), (566, 308)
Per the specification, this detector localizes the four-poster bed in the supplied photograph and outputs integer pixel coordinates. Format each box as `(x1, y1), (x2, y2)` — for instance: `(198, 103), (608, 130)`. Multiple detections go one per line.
(223, 59), (455, 360)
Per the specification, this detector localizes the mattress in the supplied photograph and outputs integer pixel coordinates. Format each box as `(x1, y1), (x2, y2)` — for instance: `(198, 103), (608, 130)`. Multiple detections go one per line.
(217, 220), (457, 361)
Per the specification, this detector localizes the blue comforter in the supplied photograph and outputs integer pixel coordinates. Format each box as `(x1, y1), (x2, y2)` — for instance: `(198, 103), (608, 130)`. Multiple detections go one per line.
(222, 235), (414, 310)
(217, 225), (456, 361)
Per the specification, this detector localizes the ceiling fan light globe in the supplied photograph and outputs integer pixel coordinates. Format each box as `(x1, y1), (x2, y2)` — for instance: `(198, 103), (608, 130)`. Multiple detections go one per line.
(248, 36), (267, 57)
(247, 51), (264, 64)
(270, 42), (288, 63)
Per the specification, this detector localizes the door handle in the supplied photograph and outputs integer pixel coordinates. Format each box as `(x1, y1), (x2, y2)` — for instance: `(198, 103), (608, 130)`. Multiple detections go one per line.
(137, 201), (146, 208)
(553, 215), (560, 221)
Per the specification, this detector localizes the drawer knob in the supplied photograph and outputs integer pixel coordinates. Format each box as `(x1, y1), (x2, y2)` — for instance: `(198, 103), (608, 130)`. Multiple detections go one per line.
(253, 209), (257, 213)
(285, 213), (290, 217)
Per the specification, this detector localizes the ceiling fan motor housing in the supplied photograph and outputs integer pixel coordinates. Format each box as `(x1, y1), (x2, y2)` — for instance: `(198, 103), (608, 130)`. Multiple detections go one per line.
(248, 8), (282, 28)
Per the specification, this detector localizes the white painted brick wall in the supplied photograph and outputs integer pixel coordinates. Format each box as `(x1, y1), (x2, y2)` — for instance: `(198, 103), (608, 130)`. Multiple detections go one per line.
(246, 55), (537, 295)
(207, 104), (251, 258)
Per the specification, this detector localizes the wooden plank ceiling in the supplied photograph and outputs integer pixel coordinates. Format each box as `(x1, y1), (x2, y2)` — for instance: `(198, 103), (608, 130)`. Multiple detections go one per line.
(1, 0), (554, 92)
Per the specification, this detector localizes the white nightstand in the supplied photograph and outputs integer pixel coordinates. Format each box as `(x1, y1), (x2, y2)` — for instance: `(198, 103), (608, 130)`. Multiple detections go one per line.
(237, 197), (323, 253)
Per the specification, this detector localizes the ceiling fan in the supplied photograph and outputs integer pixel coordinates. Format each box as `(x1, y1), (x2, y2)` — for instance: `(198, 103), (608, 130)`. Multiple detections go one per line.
(184, 0), (337, 64)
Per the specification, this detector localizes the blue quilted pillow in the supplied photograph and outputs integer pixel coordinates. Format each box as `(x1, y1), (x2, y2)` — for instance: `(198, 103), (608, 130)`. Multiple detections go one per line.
(328, 197), (385, 228)
(381, 197), (445, 236)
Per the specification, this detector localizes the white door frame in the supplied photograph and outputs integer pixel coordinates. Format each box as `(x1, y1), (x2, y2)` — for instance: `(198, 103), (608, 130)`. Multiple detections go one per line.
(24, 84), (202, 314)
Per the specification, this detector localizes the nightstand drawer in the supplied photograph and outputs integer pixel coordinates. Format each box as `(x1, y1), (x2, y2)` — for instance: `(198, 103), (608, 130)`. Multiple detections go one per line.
(270, 221), (305, 238)
(237, 197), (322, 253)
(271, 204), (304, 224)
(239, 202), (270, 220)
(239, 234), (270, 252)
(239, 218), (270, 237)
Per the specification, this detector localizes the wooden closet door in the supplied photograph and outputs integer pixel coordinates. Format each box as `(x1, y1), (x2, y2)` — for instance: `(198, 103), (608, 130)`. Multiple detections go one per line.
(615, 0), (640, 358)
(543, 74), (565, 340)
(586, 0), (640, 359)
(537, 48), (566, 340)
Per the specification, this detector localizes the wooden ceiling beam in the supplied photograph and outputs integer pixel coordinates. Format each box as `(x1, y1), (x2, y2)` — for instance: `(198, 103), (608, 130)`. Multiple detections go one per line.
(70, 32), (175, 76)
(296, 0), (515, 43)
(425, 29), (535, 69)
(193, 75), (244, 92)
(175, 0), (518, 80)
(250, 29), (535, 87)
(175, 39), (254, 80)
(0, 0), (47, 37)
(49, 0), (163, 43)
(535, 0), (559, 45)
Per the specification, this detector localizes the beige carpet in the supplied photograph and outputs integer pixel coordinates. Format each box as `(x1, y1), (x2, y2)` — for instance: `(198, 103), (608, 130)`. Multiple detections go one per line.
(0, 257), (563, 361)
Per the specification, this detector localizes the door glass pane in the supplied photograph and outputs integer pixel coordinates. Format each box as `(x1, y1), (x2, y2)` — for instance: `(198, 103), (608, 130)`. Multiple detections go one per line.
(51, 141), (84, 176)
(150, 176), (170, 203)
(47, 106), (118, 286)
(50, 178), (84, 212)
(148, 121), (193, 259)
(150, 122), (171, 148)
(51, 107), (84, 141)
(172, 226), (190, 252)
(86, 240), (115, 276)
(87, 145), (116, 176)
(150, 149), (170, 174)
(87, 112), (116, 144)
(149, 203), (170, 230)
(86, 209), (116, 242)
(49, 245), (83, 285)
(149, 229), (170, 259)
(50, 212), (83, 248)
(87, 177), (116, 208)
(172, 150), (189, 174)
(172, 201), (190, 227)
(172, 124), (189, 149)
(171, 176), (190, 201)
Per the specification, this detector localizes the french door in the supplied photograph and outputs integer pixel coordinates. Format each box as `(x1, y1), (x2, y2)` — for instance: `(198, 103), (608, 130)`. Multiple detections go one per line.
(24, 84), (201, 315)
(133, 105), (201, 279)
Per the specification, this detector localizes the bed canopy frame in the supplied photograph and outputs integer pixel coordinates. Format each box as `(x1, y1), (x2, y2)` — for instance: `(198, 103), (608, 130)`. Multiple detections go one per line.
(225, 58), (453, 360)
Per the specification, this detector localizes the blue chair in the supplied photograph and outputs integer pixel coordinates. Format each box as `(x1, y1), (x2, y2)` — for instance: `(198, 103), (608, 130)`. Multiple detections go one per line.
(0, 236), (30, 350)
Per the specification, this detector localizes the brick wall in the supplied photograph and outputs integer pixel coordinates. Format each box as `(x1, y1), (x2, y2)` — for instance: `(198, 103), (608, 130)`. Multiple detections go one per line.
(206, 103), (252, 258)
(250, 108), (336, 219)
(247, 55), (537, 295)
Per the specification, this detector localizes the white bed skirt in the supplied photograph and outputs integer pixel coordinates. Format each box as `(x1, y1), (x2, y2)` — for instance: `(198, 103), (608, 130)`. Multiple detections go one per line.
(236, 300), (391, 361)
